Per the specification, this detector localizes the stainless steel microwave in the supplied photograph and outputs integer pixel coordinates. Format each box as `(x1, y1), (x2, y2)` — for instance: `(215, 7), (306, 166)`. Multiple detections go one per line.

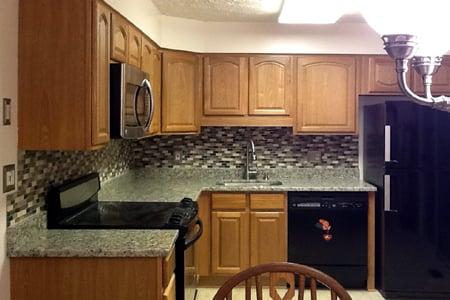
(110, 63), (154, 139)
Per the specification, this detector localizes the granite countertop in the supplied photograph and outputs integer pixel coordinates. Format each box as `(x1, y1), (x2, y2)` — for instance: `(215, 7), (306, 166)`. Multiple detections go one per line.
(98, 167), (377, 203)
(8, 213), (178, 258)
(8, 167), (376, 258)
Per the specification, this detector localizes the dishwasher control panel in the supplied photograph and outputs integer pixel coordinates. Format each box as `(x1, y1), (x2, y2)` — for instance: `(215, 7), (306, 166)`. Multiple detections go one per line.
(290, 201), (365, 209)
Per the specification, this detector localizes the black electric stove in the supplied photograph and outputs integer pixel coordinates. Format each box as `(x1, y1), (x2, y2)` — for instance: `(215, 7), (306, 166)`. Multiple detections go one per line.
(46, 173), (202, 300)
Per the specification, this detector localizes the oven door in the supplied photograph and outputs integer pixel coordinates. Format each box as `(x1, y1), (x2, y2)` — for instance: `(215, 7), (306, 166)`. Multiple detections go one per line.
(121, 64), (154, 139)
(177, 219), (203, 300)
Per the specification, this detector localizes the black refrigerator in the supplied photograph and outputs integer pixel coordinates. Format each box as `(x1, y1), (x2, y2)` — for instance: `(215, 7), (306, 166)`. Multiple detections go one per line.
(363, 101), (450, 299)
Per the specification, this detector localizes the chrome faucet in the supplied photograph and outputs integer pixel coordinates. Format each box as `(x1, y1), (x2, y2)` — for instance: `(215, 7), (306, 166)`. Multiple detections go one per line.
(245, 139), (257, 180)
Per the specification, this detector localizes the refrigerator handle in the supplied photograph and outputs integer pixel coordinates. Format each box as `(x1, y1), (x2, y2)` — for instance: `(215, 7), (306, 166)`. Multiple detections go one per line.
(385, 125), (391, 162)
(384, 175), (398, 212)
(385, 125), (399, 168)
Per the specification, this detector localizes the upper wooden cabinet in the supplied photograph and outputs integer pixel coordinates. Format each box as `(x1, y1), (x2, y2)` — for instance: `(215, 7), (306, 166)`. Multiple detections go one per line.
(162, 51), (201, 133)
(249, 56), (294, 116)
(361, 56), (405, 95)
(203, 56), (248, 116)
(92, 1), (111, 146)
(111, 12), (128, 62)
(296, 55), (357, 134)
(412, 56), (450, 95)
(19, 0), (111, 150)
(141, 37), (161, 135)
(128, 25), (142, 68)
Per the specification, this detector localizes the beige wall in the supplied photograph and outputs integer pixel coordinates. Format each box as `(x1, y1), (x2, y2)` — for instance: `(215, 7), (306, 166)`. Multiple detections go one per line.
(0, 0), (18, 299)
(105, 0), (385, 54)
(160, 16), (384, 54)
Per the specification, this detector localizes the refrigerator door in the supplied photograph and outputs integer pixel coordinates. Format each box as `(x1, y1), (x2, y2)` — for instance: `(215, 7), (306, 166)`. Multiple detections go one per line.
(385, 101), (421, 170)
(381, 169), (450, 299)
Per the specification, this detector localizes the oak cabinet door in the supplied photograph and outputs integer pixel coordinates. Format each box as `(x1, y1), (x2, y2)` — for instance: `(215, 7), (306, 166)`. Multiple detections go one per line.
(162, 51), (200, 133)
(128, 25), (142, 68)
(211, 211), (249, 274)
(91, 1), (111, 146)
(297, 55), (357, 133)
(250, 212), (287, 266)
(203, 56), (248, 116)
(141, 38), (161, 135)
(111, 13), (128, 62)
(249, 56), (294, 116)
(361, 56), (406, 94)
(412, 56), (450, 95)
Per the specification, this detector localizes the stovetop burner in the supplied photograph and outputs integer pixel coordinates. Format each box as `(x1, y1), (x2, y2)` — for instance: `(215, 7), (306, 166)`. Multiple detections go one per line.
(46, 173), (198, 231)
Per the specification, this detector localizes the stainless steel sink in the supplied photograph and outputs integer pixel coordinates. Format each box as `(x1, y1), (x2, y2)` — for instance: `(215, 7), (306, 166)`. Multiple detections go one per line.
(216, 180), (283, 186)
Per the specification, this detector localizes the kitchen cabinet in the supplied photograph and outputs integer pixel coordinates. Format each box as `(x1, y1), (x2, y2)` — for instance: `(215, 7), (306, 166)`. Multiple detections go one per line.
(111, 12), (129, 63)
(250, 212), (286, 266)
(11, 255), (174, 300)
(141, 37), (161, 135)
(411, 55), (450, 95)
(249, 56), (294, 116)
(128, 25), (142, 68)
(19, 0), (112, 150)
(211, 211), (250, 274)
(203, 192), (287, 277)
(92, 1), (111, 146)
(203, 56), (248, 116)
(296, 55), (357, 134)
(162, 51), (201, 133)
(360, 55), (406, 95)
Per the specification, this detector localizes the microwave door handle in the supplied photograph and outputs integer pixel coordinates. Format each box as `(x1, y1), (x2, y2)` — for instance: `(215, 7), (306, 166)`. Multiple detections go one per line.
(133, 84), (143, 126)
(141, 79), (154, 130)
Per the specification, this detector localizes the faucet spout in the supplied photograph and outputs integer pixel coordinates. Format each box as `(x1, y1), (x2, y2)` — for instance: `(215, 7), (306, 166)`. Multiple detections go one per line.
(245, 139), (257, 180)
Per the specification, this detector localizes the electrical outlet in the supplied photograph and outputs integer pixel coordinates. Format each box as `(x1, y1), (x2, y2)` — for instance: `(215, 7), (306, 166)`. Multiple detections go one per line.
(3, 98), (11, 126)
(3, 164), (15, 193)
(174, 151), (182, 161)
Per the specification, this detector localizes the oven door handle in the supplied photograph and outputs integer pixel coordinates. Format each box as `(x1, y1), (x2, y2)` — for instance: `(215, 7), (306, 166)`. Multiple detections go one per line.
(184, 219), (203, 250)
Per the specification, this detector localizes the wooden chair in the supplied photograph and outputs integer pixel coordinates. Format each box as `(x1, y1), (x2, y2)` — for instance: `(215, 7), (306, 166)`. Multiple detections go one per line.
(213, 262), (352, 300)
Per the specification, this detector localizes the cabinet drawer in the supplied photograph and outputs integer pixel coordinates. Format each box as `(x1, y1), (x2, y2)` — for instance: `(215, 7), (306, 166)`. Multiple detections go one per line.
(163, 274), (176, 300)
(212, 193), (247, 210)
(163, 247), (175, 288)
(250, 193), (286, 210)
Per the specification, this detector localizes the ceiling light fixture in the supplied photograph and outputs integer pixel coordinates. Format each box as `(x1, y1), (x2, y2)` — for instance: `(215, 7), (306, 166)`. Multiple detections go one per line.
(278, 0), (346, 24)
(361, 0), (450, 111)
(260, 0), (282, 13)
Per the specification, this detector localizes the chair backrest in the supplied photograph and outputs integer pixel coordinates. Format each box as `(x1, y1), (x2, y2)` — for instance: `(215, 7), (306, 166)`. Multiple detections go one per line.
(213, 262), (352, 300)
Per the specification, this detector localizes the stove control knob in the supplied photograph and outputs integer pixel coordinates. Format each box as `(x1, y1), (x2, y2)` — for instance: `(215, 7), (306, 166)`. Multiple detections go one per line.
(180, 198), (194, 208)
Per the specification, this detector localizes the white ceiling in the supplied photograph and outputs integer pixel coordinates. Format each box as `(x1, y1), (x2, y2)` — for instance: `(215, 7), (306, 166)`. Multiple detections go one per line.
(151, 0), (366, 23)
(151, 0), (281, 22)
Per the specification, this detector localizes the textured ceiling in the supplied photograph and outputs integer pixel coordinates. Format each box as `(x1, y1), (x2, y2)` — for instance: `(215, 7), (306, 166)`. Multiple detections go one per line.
(151, 0), (283, 22)
(151, 0), (366, 23)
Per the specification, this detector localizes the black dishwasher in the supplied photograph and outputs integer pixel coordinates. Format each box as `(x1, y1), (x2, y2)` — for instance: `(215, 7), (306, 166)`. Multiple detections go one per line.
(288, 192), (367, 288)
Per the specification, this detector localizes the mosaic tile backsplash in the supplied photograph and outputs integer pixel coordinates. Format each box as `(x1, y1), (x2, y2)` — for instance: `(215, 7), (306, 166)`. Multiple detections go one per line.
(132, 127), (359, 169)
(6, 140), (133, 226)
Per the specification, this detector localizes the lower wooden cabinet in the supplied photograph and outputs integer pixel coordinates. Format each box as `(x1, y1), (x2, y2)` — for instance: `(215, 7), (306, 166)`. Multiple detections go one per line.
(211, 211), (249, 274)
(163, 274), (176, 300)
(203, 192), (287, 278)
(11, 256), (174, 300)
(250, 211), (287, 266)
